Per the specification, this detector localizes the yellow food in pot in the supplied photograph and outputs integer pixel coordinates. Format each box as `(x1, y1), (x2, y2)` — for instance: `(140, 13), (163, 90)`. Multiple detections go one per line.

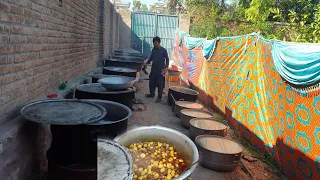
(128, 141), (188, 180)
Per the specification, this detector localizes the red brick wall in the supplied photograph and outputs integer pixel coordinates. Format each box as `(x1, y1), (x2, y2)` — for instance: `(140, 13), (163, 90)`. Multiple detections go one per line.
(0, 0), (120, 117)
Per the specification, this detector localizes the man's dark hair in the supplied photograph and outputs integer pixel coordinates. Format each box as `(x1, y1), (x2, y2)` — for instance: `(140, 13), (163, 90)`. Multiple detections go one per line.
(153, 36), (161, 43)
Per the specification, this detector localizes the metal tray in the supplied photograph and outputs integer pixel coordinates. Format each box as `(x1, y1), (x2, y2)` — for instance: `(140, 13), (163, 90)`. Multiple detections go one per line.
(98, 76), (136, 90)
(20, 99), (107, 125)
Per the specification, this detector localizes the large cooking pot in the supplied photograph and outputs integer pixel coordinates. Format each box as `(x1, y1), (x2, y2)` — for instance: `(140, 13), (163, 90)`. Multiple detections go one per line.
(75, 83), (134, 109)
(47, 148), (96, 180)
(104, 58), (144, 71)
(113, 52), (146, 58)
(48, 100), (132, 180)
(103, 66), (137, 78)
(168, 86), (199, 106)
(111, 55), (146, 61)
(114, 126), (199, 180)
(174, 101), (203, 118)
(85, 99), (132, 137)
(180, 109), (213, 129)
(195, 135), (244, 172)
(189, 118), (229, 140)
(98, 139), (133, 180)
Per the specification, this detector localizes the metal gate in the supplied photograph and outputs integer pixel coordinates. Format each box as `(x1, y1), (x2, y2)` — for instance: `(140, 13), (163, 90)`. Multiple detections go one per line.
(131, 12), (179, 57)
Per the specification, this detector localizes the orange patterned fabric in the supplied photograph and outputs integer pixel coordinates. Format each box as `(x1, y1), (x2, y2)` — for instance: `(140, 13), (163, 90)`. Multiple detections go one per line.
(171, 32), (320, 180)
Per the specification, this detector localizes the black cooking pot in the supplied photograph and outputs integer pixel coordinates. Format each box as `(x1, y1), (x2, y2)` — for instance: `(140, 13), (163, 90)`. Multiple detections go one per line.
(48, 100), (132, 180)
(111, 55), (146, 61)
(104, 59), (144, 71)
(85, 99), (132, 137)
(103, 66), (137, 78)
(167, 86), (199, 106)
(47, 148), (97, 180)
(75, 83), (134, 109)
(113, 52), (146, 58)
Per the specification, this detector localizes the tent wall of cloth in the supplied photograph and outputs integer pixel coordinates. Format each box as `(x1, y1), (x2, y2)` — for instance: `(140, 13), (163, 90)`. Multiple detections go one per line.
(171, 30), (320, 180)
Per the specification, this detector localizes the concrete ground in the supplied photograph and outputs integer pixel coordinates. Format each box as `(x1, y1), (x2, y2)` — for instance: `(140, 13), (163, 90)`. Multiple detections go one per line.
(129, 78), (283, 180)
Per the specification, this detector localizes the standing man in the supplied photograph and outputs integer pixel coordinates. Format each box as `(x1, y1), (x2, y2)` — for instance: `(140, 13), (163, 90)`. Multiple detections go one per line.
(145, 36), (169, 102)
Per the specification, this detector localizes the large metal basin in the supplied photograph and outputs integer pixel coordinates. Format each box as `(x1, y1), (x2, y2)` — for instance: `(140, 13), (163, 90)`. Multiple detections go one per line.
(114, 126), (199, 180)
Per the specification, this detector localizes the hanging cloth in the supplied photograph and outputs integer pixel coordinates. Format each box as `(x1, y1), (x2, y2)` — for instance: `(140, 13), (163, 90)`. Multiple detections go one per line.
(272, 40), (320, 86)
(184, 34), (206, 50)
(202, 38), (219, 60)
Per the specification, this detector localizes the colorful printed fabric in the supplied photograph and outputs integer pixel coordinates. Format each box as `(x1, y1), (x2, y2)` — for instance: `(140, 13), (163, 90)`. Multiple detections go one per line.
(172, 31), (320, 180)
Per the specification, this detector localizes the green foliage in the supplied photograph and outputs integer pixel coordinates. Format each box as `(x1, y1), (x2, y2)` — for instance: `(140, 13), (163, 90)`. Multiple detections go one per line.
(245, 0), (273, 22)
(133, 0), (141, 11)
(185, 0), (320, 43)
(140, 4), (148, 12)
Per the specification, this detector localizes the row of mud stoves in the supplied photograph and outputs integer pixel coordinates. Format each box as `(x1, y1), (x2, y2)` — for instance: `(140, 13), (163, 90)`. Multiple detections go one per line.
(22, 49), (146, 180)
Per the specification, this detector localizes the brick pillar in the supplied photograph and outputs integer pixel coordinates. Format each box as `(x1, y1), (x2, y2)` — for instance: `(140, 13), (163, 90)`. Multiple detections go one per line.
(179, 14), (190, 33)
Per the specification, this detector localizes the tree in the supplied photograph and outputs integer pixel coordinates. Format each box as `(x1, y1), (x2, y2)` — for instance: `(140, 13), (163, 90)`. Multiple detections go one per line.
(184, 0), (320, 42)
(140, 4), (148, 12)
(133, 0), (142, 12)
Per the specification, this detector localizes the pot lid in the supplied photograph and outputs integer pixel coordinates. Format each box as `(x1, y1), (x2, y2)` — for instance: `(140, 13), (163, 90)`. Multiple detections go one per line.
(190, 118), (228, 131)
(169, 86), (199, 95)
(76, 83), (134, 94)
(103, 66), (137, 73)
(98, 139), (133, 180)
(195, 135), (243, 155)
(20, 99), (106, 125)
(175, 101), (203, 109)
(181, 109), (212, 118)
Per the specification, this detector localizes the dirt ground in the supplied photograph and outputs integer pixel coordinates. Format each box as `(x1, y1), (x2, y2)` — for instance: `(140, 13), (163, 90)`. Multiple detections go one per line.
(129, 79), (284, 180)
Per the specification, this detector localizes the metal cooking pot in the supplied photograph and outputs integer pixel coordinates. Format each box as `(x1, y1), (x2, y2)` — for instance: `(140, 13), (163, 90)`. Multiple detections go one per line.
(98, 76), (136, 91)
(180, 109), (213, 129)
(104, 58), (144, 71)
(111, 55), (146, 61)
(168, 86), (199, 106)
(113, 52), (146, 58)
(98, 139), (133, 180)
(47, 148), (97, 180)
(174, 101), (203, 118)
(75, 83), (135, 109)
(114, 126), (199, 180)
(189, 118), (229, 140)
(85, 99), (132, 138)
(103, 66), (137, 78)
(195, 135), (244, 172)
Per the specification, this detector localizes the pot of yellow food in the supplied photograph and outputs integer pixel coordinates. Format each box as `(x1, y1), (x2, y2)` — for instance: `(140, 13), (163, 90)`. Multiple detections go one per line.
(114, 126), (199, 180)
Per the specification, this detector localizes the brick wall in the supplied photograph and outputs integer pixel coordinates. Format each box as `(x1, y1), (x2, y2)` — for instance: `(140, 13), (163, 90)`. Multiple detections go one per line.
(0, 0), (122, 179)
(179, 14), (190, 33)
(0, 0), (121, 120)
(118, 9), (131, 48)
